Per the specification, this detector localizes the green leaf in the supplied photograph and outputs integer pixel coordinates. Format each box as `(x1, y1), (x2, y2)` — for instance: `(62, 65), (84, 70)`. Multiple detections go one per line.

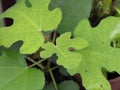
(72, 17), (120, 90)
(58, 80), (79, 90)
(43, 82), (55, 90)
(49, 0), (93, 33)
(0, 49), (45, 90)
(0, 0), (62, 54)
(59, 66), (69, 76)
(41, 32), (88, 70)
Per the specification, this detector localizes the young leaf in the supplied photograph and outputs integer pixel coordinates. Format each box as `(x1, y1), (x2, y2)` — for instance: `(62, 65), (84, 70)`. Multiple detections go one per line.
(0, 49), (45, 90)
(72, 17), (120, 90)
(49, 0), (93, 33)
(0, 0), (62, 54)
(41, 32), (88, 70)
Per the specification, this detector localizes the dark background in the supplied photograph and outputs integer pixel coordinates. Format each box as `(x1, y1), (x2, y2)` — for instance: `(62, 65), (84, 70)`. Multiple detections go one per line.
(1, 0), (16, 26)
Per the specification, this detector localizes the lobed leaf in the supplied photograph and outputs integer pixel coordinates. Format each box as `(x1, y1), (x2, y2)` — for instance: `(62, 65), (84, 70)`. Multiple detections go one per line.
(72, 17), (120, 90)
(0, 0), (62, 54)
(41, 32), (88, 70)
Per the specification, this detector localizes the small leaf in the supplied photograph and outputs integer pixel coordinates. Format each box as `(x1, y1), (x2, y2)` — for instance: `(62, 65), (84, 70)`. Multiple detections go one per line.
(41, 32), (88, 70)
(72, 17), (120, 90)
(0, 49), (45, 90)
(58, 80), (79, 90)
(0, 0), (62, 54)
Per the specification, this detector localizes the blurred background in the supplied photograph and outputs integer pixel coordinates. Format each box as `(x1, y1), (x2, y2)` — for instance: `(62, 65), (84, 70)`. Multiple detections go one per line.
(0, 0), (16, 12)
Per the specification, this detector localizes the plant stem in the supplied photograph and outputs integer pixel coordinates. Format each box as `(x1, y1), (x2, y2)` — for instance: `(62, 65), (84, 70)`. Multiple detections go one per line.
(26, 56), (46, 69)
(28, 61), (44, 69)
(51, 65), (60, 71)
(48, 59), (58, 90)
(49, 67), (58, 90)
(52, 31), (57, 43)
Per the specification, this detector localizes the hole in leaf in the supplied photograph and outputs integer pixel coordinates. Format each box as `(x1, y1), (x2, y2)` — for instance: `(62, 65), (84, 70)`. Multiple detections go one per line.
(2, 18), (14, 27)
(25, 0), (32, 8)
(110, 40), (120, 48)
(110, 33), (120, 48)
(68, 47), (75, 51)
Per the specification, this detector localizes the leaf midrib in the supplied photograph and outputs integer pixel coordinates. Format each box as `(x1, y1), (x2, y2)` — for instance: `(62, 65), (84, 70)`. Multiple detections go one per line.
(0, 67), (27, 90)
(10, 9), (40, 30)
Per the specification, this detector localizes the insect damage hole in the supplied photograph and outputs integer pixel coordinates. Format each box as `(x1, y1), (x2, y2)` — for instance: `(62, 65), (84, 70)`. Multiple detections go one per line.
(25, 0), (32, 8)
(110, 40), (120, 48)
(110, 32), (120, 48)
(0, 18), (14, 27)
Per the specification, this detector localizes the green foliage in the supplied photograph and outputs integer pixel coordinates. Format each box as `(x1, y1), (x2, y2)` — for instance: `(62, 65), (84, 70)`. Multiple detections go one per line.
(43, 80), (79, 90)
(72, 17), (120, 90)
(58, 80), (79, 90)
(49, 0), (93, 33)
(59, 66), (69, 76)
(43, 82), (55, 90)
(41, 32), (88, 70)
(0, 0), (62, 54)
(1, 0), (120, 90)
(0, 49), (45, 90)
